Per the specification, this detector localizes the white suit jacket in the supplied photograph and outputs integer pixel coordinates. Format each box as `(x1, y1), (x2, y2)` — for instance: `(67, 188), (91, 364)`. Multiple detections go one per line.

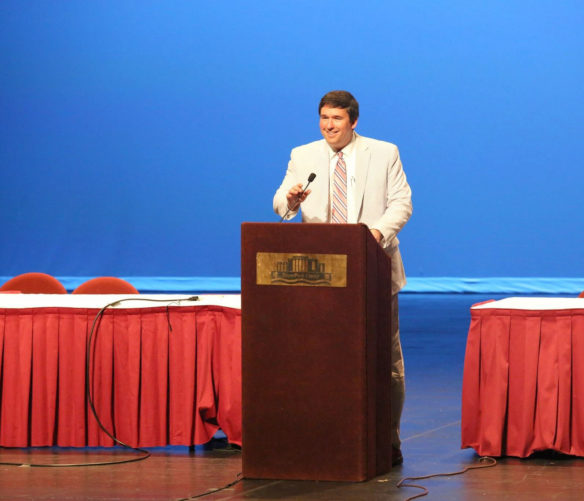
(273, 134), (413, 294)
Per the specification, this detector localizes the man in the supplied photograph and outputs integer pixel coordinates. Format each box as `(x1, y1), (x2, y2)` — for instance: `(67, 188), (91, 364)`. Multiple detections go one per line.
(273, 90), (412, 466)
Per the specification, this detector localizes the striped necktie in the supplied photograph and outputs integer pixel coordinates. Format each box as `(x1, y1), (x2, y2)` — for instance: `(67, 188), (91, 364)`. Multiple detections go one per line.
(331, 151), (348, 224)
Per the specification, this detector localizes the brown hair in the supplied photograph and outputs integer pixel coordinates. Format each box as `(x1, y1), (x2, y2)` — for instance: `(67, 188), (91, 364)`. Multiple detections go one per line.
(318, 90), (359, 124)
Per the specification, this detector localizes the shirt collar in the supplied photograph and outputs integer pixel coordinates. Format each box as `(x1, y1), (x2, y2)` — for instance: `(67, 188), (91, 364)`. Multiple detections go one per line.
(326, 132), (357, 160)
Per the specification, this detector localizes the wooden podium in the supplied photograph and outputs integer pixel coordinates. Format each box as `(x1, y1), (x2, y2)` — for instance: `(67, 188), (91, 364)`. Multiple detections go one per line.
(241, 222), (392, 482)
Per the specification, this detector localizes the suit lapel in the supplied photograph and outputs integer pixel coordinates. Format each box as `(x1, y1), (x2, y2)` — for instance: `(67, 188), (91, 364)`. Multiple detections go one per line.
(309, 141), (331, 218)
(354, 135), (370, 218)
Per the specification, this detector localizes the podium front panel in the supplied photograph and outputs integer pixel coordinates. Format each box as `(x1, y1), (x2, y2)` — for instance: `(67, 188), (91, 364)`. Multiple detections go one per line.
(241, 222), (391, 482)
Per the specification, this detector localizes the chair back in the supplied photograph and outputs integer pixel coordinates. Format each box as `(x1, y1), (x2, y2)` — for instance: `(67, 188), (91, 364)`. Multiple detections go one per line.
(0, 272), (67, 294)
(72, 277), (139, 294)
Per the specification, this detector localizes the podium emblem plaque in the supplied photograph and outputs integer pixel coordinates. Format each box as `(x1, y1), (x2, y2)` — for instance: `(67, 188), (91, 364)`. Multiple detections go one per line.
(256, 252), (347, 287)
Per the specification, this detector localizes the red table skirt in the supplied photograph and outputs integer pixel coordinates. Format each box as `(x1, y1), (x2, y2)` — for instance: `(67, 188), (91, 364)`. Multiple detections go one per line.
(0, 305), (242, 448)
(461, 305), (584, 457)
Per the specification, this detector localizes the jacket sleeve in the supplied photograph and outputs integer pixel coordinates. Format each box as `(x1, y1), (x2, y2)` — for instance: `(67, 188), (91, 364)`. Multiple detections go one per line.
(372, 147), (413, 248)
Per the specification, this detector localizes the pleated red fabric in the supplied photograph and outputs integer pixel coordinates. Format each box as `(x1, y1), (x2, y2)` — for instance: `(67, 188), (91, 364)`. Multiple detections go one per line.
(462, 306), (584, 457)
(0, 305), (242, 448)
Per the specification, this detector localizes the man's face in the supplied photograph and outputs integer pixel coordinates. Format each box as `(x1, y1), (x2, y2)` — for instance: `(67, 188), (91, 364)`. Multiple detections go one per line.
(319, 105), (358, 151)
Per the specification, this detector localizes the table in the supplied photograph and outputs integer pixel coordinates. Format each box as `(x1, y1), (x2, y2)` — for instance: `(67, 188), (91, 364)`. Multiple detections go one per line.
(461, 297), (584, 457)
(0, 294), (242, 448)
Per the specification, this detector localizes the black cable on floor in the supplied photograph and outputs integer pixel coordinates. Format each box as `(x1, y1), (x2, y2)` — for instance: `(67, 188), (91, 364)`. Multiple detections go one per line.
(396, 456), (497, 500)
(177, 472), (243, 500)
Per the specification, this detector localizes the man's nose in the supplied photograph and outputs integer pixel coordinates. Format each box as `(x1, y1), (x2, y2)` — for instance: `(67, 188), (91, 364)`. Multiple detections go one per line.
(326, 119), (335, 129)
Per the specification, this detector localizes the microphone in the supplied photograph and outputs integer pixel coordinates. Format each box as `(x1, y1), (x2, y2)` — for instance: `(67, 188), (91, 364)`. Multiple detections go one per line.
(279, 173), (316, 222)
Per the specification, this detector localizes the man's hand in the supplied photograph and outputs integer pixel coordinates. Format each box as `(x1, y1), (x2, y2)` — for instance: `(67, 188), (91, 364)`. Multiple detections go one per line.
(286, 183), (312, 211)
(370, 228), (383, 243)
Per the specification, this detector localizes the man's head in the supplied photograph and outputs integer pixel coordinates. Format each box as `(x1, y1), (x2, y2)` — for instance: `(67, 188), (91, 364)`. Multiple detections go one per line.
(319, 91), (359, 124)
(318, 90), (359, 151)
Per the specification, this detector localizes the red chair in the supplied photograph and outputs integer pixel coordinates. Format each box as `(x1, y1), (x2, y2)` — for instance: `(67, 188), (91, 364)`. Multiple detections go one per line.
(579, 291), (584, 298)
(72, 277), (139, 294)
(0, 272), (67, 294)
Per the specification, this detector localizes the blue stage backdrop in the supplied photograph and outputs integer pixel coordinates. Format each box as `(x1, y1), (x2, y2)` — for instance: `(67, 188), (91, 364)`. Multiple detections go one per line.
(1, 2), (583, 292)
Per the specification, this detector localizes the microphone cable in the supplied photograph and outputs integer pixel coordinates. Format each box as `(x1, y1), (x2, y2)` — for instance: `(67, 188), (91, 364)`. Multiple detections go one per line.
(84, 296), (201, 466)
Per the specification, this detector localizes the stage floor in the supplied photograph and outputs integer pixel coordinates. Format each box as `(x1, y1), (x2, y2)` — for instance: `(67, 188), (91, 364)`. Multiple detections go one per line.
(1, 293), (583, 500)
